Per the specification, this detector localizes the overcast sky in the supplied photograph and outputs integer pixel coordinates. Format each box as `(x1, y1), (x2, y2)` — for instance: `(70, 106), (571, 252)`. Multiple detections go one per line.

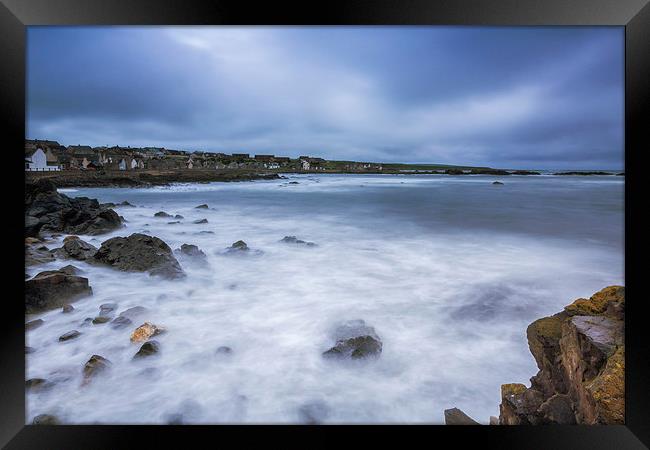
(27, 26), (624, 169)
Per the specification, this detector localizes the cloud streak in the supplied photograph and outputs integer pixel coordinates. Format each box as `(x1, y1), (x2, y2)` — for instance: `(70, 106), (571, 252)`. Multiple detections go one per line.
(27, 26), (624, 169)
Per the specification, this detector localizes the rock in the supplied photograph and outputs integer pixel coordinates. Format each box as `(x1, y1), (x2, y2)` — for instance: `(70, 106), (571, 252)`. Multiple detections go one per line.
(154, 211), (172, 218)
(58, 265), (83, 275)
(25, 270), (93, 314)
(80, 317), (93, 327)
(25, 237), (41, 245)
(288, 181), (299, 184)
(499, 286), (625, 425)
(193, 218), (208, 224)
(444, 408), (480, 425)
(26, 346), (36, 354)
(32, 414), (60, 425)
(52, 237), (97, 261)
(26, 319), (45, 330)
(82, 355), (111, 384)
(195, 204), (209, 209)
(110, 315), (133, 329)
(59, 330), (81, 341)
(92, 316), (111, 324)
(492, 181), (504, 185)
(99, 302), (118, 316)
(25, 179), (122, 237)
(25, 244), (55, 266)
(174, 214), (184, 219)
(279, 236), (316, 246)
(176, 243), (206, 258)
(62, 304), (74, 313)
(322, 320), (382, 360)
(215, 346), (232, 356)
(26, 378), (50, 391)
(298, 401), (330, 424)
(489, 416), (499, 425)
(131, 322), (165, 343)
(167, 221), (181, 224)
(118, 201), (136, 207)
(92, 233), (185, 279)
(227, 240), (249, 252)
(117, 306), (148, 320)
(133, 340), (160, 359)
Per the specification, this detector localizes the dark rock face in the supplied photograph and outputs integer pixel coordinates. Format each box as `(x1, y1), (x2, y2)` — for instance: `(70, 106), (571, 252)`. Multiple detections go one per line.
(133, 340), (160, 359)
(176, 244), (206, 258)
(195, 204), (209, 209)
(499, 286), (624, 425)
(444, 408), (480, 425)
(25, 179), (122, 237)
(92, 233), (185, 279)
(25, 244), (55, 267)
(59, 330), (81, 341)
(322, 320), (382, 360)
(26, 319), (45, 330)
(280, 236), (316, 247)
(82, 355), (111, 384)
(32, 414), (60, 425)
(25, 270), (93, 314)
(52, 236), (98, 261)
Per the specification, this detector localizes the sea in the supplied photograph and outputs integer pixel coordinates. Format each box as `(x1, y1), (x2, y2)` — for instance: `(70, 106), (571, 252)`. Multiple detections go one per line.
(25, 173), (624, 424)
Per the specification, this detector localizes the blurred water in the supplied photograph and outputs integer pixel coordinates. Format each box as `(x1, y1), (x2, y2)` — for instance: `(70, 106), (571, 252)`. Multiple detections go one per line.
(27, 173), (624, 424)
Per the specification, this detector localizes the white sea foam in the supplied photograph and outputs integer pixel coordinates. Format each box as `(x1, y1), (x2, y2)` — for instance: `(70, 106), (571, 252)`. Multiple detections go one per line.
(26, 174), (624, 424)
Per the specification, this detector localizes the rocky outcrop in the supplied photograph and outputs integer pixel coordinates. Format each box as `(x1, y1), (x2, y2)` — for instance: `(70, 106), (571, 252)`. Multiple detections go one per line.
(498, 286), (624, 425)
(322, 320), (382, 360)
(92, 233), (185, 279)
(280, 236), (316, 246)
(25, 269), (93, 314)
(52, 236), (98, 261)
(25, 179), (122, 237)
(444, 408), (480, 425)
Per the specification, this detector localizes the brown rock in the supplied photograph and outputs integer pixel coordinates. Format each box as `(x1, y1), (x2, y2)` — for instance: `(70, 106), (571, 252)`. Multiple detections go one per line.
(25, 270), (92, 314)
(82, 354), (111, 384)
(444, 407), (480, 425)
(130, 322), (165, 343)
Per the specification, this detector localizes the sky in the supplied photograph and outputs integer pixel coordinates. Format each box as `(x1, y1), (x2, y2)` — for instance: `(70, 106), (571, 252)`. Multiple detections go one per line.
(26, 26), (624, 169)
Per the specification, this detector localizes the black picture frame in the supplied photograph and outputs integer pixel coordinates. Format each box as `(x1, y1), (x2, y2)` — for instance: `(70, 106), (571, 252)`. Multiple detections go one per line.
(1, 0), (648, 448)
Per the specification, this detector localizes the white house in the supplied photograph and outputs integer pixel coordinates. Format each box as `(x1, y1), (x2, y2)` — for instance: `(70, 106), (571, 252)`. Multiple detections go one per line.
(25, 148), (60, 171)
(118, 158), (128, 170)
(301, 159), (311, 170)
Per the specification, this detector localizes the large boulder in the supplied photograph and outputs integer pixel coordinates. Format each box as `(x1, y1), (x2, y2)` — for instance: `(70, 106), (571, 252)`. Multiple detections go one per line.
(25, 269), (93, 314)
(25, 179), (122, 238)
(498, 286), (625, 425)
(52, 236), (98, 261)
(92, 233), (185, 279)
(322, 320), (382, 360)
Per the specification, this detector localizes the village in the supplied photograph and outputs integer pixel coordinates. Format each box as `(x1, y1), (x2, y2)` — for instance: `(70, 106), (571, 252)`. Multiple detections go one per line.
(24, 139), (386, 173)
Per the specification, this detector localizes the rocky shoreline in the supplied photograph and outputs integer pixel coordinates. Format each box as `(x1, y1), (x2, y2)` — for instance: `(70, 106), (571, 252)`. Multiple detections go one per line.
(445, 286), (625, 425)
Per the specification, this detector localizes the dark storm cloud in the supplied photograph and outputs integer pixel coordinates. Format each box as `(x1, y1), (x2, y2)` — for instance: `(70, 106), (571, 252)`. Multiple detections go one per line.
(26, 26), (624, 169)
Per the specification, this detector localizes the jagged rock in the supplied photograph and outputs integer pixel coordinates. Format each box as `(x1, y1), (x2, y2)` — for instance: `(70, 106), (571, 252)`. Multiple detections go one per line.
(444, 408), (480, 425)
(499, 286), (625, 425)
(130, 322), (165, 343)
(195, 204), (209, 209)
(32, 414), (60, 425)
(52, 236), (97, 261)
(25, 244), (55, 266)
(193, 218), (208, 224)
(26, 319), (44, 330)
(322, 320), (382, 360)
(25, 179), (122, 237)
(92, 233), (185, 279)
(279, 236), (316, 246)
(154, 211), (172, 218)
(176, 244), (206, 258)
(226, 240), (250, 253)
(133, 340), (160, 359)
(25, 269), (93, 314)
(59, 330), (81, 341)
(298, 401), (330, 424)
(82, 355), (111, 384)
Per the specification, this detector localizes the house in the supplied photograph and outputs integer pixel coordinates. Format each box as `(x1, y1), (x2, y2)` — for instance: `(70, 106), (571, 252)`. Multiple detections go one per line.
(186, 158), (194, 169)
(25, 148), (60, 171)
(131, 158), (145, 170)
(265, 162), (280, 169)
(300, 159), (311, 171)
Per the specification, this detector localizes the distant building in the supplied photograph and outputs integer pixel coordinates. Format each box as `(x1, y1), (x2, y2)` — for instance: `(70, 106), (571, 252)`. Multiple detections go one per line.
(25, 148), (60, 171)
(254, 154), (274, 161)
(301, 159), (310, 170)
(232, 153), (250, 160)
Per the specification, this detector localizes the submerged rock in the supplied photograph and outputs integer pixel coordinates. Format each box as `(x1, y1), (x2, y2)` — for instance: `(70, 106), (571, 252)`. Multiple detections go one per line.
(92, 233), (185, 279)
(133, 340), (160, 359)
(99, 303), (118, 316)
(492, 181), (504, 185)
(82, 354), (111, 384)
(25, 179), (122, 238)
(52, 236), (97, 261)
(280, 236), (316, 246)
(117, 306), (148, 320)
(26, 378), (51, 391)
(32, 414), (61, 425)
(59, 330), (81, 341)
(130, 322), (165, 343)
(195, 204), (209, 209)
(25, 270), (93, 314)
(92, 316), (111, 325)
(154, 211), (172, 218)
(110, 315), (133, 329)
(193, 218), (208, 224)
(215, 346), (233, 356)
(498, 286), (625, 425)
(322, 320), (382, 360)
(176, 243), (206, 258)
(298, 401), (330, 424)
(26, 319), (44, 330)
(444, 408), (480, 425)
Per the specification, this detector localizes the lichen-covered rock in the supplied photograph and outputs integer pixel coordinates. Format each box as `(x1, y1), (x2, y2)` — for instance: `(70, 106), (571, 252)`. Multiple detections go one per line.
(499, 286), (625, 425)
(130, 322), (165, 343)
(52, 236), (97, 261)
(25, 269), (93, 314)
(444, 408), (480, 425)
(322, 320), (382, 360)
(92, 233), (185, 279)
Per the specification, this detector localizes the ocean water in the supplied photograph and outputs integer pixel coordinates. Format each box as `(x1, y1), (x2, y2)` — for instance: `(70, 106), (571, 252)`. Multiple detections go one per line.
(26, 173), (624, 424)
